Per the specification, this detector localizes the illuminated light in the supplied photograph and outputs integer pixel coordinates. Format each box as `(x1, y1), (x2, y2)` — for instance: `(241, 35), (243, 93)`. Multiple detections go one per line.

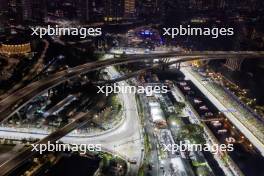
(0, 43), (31, 55)
(144, 30), (150, 35)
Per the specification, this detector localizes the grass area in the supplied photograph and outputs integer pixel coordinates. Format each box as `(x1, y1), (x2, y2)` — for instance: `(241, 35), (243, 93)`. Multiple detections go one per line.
(144, 134), (151, 154)
(192, 161), (207, 167)
(177, 124), (206, 144)
(135, 94), (150, 176)
(174, 102), (186, 115)
(167, 114), (185, 127)
(99, 152), (127, 176)
(108, 94), (122, 112)
(138, 165), (145, 176)
(158, 145), (166, 160)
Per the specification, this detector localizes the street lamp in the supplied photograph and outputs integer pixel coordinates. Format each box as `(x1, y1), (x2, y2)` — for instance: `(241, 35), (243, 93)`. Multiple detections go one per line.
(171, 121), (176, 126)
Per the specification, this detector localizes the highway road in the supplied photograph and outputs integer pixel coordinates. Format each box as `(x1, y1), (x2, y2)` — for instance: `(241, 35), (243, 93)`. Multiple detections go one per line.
(63, 66), (143, 175)
(171, 84), (242, 176)
(114, 51), (264, 59)
(180, 65), (264, 157)
(0, 66), (143, 175)
(138, 94), (162, 176)
(0, 50), (263, 175)
(0, 96), (106, 176)
(1, 51), (264, 120)
(0, 39), (49, 101)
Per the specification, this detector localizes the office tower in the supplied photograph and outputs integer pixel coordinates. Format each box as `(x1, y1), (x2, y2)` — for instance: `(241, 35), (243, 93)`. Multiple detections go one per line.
(104, 0), (124, 21)
(76, 0), (90, 21)
(21, 0), (31, 20)
(31, 0), (46, 22)
(0, 0), (8, 10)
(138, 0), (164, 19)
(76, 0), (103, 22)
(0, 0), (8, 24)
(124, 0), (135, 18)
(7, 0), (46, 23)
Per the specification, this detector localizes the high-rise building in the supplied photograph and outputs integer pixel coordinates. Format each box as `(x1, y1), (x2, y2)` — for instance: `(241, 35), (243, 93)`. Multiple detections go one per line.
(0, 0), (8, 11)
(31, 0), (46, 22)
(187, 0), (228, 10)
(216, 0), (226, 9)
(76, 0), (90, 21)
(7, 0), (46, 23)
(0, 0), (8, 24)
(76, 0), (104, 22)
(104, 0), (124, 21)
(124, 0), (135, 18)
(21, 0), (31, 20)
(176, 0), (189, 9)
(103, 0), (137, 21)
(138, 0), (164, 21)
(8, 0), (23, 22)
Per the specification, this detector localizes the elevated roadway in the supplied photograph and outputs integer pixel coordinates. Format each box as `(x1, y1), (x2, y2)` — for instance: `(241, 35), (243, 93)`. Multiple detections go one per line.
(0, 96), (106, 176)
(0, 67), (143, 175)
(0, 51), (264, 175)
(1, 51), (264, 120)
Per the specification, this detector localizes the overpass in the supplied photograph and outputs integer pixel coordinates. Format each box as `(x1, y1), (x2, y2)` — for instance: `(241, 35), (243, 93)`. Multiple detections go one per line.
(1, 51), (264, 121)
(201, 118), (225, 122)
(0, 51), (264, 174)
(0, 66), (143, 176)
(0, 96), (106, 176)
(112, 51), (264, 59)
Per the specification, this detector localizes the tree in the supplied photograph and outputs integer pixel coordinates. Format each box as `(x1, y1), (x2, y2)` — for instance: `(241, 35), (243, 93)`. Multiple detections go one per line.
(178, 124), (206, 144)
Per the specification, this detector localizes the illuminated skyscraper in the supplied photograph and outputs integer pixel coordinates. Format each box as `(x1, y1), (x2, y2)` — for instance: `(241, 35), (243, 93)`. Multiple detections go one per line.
(124, 0), (135, 17)
(31, 0), (46, 22)
(76, 0), (90, 21)
(21, 0), (31, 20)
(138, 0), (164, 21)
(0, 0), (8, 11)
(7, 0), (46, 22)
(76, 0), (103, 22)
(104, 0), (124, 21)
(0, 0), (8, 24)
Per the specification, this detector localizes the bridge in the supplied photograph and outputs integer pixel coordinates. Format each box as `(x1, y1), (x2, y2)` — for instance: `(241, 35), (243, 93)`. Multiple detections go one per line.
(0, 51), (263, 168)
(1, 51), (264, 121)
(0, 96), (106, 176)
(201, 118), (225, 122)
(112, 51), (264, 59)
